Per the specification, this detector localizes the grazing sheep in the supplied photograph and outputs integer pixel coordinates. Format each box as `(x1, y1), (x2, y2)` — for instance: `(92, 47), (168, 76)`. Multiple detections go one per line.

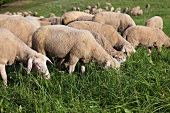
(84, 9), (90, 14)
(123, 26), (170, 55)
(0, 28), (52, 86)
(146, 4), (150, 9)
(32, 25), (120, 74)
(71, 7), (77, 11)
(39, 21), (52, 26)
(61, 11), (93, 25)
(76, 15), (94, 21)
(96, 3), (100, 7)
(91, 32), (126, 63)
(137, 10), (143, 16)
(92, 12), (136, 35)
(130, 6), (143, 16)
(61, 10), (66, 14)
(76, 7), (80, 11)
(105, 2), (112, 6)
(68, 21), (136, 56)
(25, 16), (41, 29)
(145, 16), (163, 30)
(115, 7), (121, 13)
(33, 12), (38, 17)
(49, 17), (61, 25)
(0, 15), (37, 47)
(123, 7), (130, 13)
(86, 5), (91, 10)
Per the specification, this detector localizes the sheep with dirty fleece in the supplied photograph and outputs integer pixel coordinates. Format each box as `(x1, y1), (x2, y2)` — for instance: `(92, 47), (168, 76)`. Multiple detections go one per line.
(61, 11), (93, 25)
(123, 26), (170, 55)
(0, 15), (37, 47)
(32, 25), (120, 74)
(145, 16), (163, 30)
(0, 28), (52, 86)
(68, 21), (136, 56)
(92, 12), (136, 34)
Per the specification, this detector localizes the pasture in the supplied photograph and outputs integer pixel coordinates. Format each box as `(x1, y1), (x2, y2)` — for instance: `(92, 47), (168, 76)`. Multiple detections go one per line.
(0, 0), (170, 112)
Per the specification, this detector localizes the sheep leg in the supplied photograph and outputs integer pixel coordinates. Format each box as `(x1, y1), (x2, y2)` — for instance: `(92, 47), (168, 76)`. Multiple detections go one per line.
(147, 47), (152, 56)
(0, 64), (7, 86)
(80, 61), (85, 75)
(69, 55), (79, 74)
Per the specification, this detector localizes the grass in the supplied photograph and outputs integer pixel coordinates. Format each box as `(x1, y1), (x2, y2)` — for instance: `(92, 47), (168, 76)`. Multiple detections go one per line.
(0, 0), (170, 112)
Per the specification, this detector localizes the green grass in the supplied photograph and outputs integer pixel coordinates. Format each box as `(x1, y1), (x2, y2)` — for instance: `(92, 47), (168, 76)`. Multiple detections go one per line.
(0, 0), (170, 112)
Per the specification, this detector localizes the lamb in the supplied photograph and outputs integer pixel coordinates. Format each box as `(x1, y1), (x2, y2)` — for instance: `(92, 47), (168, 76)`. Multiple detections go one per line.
(67, 21), (136, 56)
(0, 15), (37, 47)
(145, 16), (163, 30)
(61, 11), (93, 25)
(123, 26), (170, 55)
(0, 28), (52, 86)
(92, 12), (136, 35)
(105, 2), (112, 6)
(32, 25), (120, 74)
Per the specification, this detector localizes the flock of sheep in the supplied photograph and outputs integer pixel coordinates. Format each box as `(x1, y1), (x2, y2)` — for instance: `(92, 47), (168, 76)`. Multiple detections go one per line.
(0, 2), (169, 86)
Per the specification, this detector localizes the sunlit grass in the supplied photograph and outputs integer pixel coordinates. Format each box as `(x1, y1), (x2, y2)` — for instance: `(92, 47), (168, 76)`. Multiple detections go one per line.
(0, 0), (170, 112)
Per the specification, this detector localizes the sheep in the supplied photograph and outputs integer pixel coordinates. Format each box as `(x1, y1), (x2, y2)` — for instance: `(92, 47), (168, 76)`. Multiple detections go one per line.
(0, 28), (52, 86)
(137, 10), (143, 16)
(105, 2), (112, 6)
(130, 6), (142, 16)
(76, 7), (80, 11)
(25, 16), (41, 29)
(92, 12), (136, 35)
(33, 12), (38, 17)
(32, 25), (120, 74)
(90, 32), (126, 63)
(76, 15), (94, 21)
(84, 9), (90, 14)
(123, 7), (130, 13)
(123, 26), (170, 55)
(115, 7), (121, 13)
(61, 10), (67, 14)
(71, 7), (77, 11)
(86, 5), (91, 10)
(145, 16), (163, 30)
(49, 17), (61, 25)
(61, 11), (93, 25)
(146, 4), (150, 9)
(0, 15), (37, 47)
(67, 21), (136, 56)
(96, 3), (100, 7)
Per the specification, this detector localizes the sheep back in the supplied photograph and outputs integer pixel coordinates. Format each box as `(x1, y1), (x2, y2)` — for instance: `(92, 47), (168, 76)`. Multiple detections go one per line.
(145, 16), (163, 30)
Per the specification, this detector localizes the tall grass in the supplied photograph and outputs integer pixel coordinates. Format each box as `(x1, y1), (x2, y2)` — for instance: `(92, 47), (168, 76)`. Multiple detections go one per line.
(0, 0), (170, 112)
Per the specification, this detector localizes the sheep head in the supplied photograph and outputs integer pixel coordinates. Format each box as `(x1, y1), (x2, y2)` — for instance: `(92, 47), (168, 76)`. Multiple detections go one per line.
(27, 53), (53, 79)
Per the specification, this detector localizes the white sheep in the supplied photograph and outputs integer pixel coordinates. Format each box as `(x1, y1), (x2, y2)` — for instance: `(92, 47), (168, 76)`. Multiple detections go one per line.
(123, 26), (170, 55)
(0, 28), (52, 86)
(92, 12), (136, 35)
(0, 15), (37, 47)
(76, 15), (94, 21)
(32, 25), (120, 74)
(67, 21), (136, 56)
(145, 16), (163, 30)
(61, 11), (93, 25)
(91, 32), (126, 63)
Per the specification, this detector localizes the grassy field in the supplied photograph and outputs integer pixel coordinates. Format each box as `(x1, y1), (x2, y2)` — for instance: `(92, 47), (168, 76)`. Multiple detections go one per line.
(0, 0), (170, 112)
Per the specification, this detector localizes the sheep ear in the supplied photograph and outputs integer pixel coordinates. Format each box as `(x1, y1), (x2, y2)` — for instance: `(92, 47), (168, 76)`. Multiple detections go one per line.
(46, 56), (53, 65)
(27, 58), (33, 74)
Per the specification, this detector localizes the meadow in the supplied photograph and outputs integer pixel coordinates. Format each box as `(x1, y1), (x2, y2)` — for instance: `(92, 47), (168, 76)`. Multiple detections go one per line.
(0, 0), (170, 112)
